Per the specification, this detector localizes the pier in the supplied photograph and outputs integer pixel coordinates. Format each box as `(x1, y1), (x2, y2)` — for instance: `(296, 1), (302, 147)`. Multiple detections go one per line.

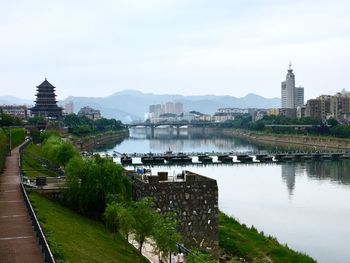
(106, 150), (350, 166)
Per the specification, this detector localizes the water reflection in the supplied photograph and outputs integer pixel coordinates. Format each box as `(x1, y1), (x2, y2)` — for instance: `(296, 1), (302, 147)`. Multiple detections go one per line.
(110, 127), (261, 154)
(281, 161), (350, 197)
(281, 164), (296, 197)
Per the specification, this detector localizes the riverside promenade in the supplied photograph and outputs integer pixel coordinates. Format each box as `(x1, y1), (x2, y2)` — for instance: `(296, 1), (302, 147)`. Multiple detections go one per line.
(0, 148), (43, 262)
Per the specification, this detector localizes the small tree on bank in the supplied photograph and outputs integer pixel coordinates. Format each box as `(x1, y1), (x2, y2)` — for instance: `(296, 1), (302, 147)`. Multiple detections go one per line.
(104, 202), (120, 239)
(152, 212), (181, 263)
(116, 204), (135, 242)
(131, 198), (158, 254)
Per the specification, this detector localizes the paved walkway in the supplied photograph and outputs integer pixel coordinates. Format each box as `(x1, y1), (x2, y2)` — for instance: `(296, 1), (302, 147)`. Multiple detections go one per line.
(0, 148), (43, 263)
(129, 234), (160, 263)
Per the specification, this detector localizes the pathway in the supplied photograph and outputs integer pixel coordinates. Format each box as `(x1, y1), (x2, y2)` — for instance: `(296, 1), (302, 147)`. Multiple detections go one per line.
(129, 234), (160, 263)
(0, 148), (43, 263)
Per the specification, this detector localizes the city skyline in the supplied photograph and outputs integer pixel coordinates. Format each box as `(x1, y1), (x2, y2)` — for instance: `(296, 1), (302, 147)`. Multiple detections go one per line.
(1, 1), (349, 100)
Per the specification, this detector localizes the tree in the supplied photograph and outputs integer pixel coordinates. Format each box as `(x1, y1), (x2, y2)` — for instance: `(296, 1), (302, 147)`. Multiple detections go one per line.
(116, 204), (135, 241)
(64, 155), (85, 210)
(43, 136), (79, 168)
(327, 118), (338, 127)
(152, 212), (181, 263)
(64, 154), (131, 218)
(131, 198), (157, 254)
(103, 202), (120, 239)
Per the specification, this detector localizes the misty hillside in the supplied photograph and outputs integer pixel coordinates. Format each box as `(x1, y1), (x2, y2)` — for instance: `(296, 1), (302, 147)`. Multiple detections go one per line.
(0, 96), (33, 105)
(1, 91), (280, 123)
(62, 90), (280, 123)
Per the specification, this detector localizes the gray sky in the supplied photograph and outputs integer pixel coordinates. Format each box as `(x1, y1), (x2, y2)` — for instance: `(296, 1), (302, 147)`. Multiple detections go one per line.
(1, 0), (349, 101)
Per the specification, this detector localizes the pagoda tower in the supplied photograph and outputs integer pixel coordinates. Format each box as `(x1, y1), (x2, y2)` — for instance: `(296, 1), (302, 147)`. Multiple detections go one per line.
(30, 79), (63, 119)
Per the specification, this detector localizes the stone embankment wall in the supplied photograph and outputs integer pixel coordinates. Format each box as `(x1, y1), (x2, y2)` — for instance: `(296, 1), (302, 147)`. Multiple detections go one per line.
(228, 129), (350, 150)
(132, 171), (219, 250)
(73, 130), (129, 151)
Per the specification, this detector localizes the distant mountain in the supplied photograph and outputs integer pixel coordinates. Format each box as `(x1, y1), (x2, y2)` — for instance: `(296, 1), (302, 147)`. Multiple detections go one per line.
(62, 90), (280, 123)
(0, 96), (33, 105)
(0, 91), (280, 123)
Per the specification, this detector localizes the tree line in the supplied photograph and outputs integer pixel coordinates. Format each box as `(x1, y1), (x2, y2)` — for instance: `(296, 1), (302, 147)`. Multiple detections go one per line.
(221, 114), (350, 138)
(63, 114), (125, 136)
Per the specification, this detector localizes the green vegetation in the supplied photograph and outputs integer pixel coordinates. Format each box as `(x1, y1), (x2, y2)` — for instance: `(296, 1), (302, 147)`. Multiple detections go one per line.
(28, 133), (180, 261)
(28, 191), (148, 263)
(151, 210), (181, 261)
(64, 114), (125, 137)
(10, 128), (25, 148)
(0, 113), (23, 126)
(42, 135), (79, 168)
(221, 114), (350, 138)
(219, 212), (315, 263)
(185, 250), (214, 263)
(0, 128), (7, 172)
(0, 126), (25, 172)
(22, 143), (61, 178)
(222, 114), (321, 131)
(103, 199), (180, 259)
(64, 154), (131, 218)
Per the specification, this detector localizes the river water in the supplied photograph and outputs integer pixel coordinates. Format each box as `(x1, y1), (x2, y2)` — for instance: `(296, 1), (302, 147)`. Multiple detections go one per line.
(102, 127), (350, 263)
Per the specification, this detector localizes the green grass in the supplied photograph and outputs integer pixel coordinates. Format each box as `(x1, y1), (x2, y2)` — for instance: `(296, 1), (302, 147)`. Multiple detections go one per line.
(22, 143), (58, 177)
(219, 212), (315, 263)
(10, 128), (25, 148)
(28, 192), (148, 263)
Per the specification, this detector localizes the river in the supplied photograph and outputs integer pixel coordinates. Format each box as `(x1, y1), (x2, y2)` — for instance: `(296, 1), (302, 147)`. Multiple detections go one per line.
(101, 127), (350, 263)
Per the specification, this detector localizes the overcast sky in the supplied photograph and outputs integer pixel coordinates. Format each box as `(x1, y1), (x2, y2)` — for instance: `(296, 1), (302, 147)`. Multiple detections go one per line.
(0, 0), (349, 101)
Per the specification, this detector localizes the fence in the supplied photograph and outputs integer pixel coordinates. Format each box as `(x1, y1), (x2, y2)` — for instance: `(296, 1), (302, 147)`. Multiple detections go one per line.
(19, 141), (56, 263)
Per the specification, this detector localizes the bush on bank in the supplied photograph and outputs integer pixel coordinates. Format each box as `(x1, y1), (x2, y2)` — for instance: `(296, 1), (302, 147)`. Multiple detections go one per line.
(64, 154), (132, 219)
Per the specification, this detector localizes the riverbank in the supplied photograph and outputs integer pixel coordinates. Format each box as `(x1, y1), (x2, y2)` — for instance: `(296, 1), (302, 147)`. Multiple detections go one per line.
(69, 129), (129, 151)
(219, 212), (315, 262)
(226, 129), (350, 151)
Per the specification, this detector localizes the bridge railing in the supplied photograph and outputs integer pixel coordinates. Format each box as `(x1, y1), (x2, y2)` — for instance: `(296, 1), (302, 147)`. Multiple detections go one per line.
(19, 140), (56, 263)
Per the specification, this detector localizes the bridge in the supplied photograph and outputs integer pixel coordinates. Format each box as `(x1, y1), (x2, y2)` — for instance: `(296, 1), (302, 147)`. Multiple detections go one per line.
(126, 121), (220, 138)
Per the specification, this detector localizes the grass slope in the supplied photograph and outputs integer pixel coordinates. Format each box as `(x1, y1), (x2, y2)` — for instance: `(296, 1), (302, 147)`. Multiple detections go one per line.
(219, 212), (315, 263)
(22, 143), (58, 177)
(10, 128), (25, 148)
(29, 192), (148, 263)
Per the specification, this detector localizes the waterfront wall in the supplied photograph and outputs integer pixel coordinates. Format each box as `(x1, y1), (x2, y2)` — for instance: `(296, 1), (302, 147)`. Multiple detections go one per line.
(73, 130), (129, 151)
(132, 171), (219, 250)
(228, 129), (350, 150)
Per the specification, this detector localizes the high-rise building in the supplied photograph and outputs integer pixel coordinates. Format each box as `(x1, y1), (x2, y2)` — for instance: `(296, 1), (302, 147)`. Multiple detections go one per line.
(295, 86), (304, 107)
(174, 102), (183, 115)
(165, 102), (175, 114)
(64, 101), (74, 114)
(30, 79), (63, 119)
(281, 63), (304, 109)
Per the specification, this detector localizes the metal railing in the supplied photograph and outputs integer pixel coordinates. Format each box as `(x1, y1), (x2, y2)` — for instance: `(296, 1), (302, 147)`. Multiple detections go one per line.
(19, 141), (56, 263)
